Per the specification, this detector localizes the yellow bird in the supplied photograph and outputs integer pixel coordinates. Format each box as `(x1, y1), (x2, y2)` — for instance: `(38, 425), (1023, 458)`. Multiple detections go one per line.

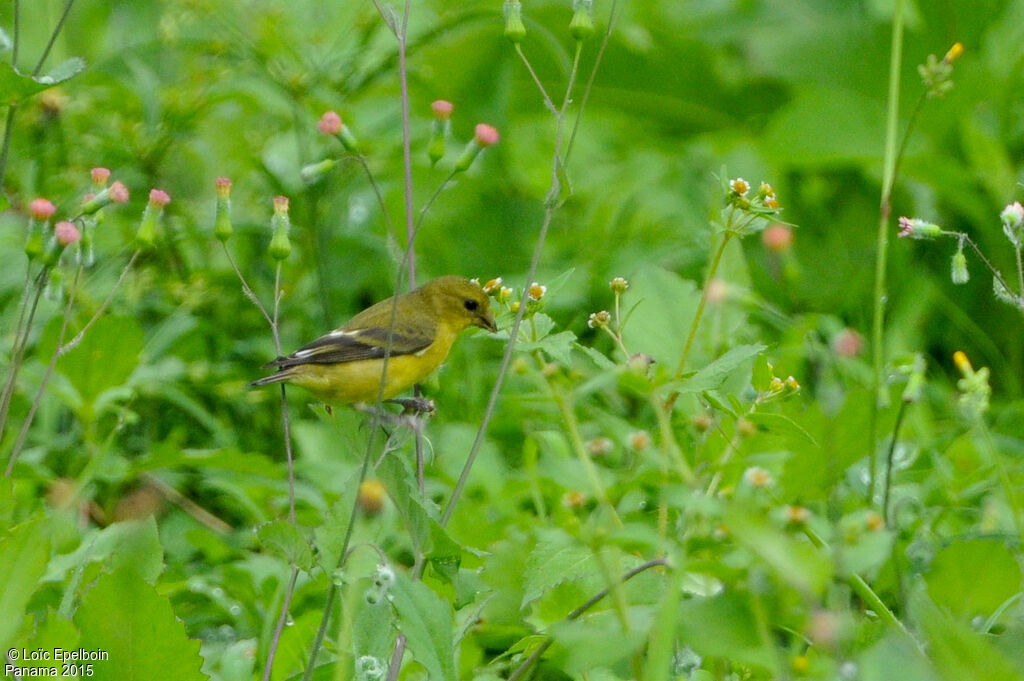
(250, 276), (496, 405)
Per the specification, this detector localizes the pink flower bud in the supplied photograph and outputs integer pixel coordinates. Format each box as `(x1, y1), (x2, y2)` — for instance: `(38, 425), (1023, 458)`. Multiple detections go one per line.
(110, 181), (130, 204)
(273, 195), (290, 214)
(832, 328), (863, 358)
(318, 111), (343, 136)
(148, 188), (171, 207)
(91, 167), (111, 187)
(30, 198), (56, 221)
(761, 223), (793, 253)
(431, 100), (454, 120)
(215, 176), (232, 198)
(54, 221), (81, 246)
(474, 123), (500, 147)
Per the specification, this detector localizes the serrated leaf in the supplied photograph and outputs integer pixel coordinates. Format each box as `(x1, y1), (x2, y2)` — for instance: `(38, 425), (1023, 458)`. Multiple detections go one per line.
(77, 568), (208, 680)
(389, 572), (456, 681)
(747, 412), (818, 446)
(0, 517), (51, 653)
(663, 344), (766, 395)
(574, 342), (616, 370)
(257, 519), (313, 571)
(518, 330), (577, 366)
(43, 517), (164, 585)
(522, 529), (601, 607)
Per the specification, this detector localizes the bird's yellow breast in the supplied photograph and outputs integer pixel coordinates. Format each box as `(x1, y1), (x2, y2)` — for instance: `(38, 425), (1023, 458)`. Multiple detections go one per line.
(283, 323), (460, 404)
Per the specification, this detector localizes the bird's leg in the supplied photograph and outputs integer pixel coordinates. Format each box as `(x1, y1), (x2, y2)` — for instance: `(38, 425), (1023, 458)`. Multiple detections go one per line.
(384, 396), (436, 416)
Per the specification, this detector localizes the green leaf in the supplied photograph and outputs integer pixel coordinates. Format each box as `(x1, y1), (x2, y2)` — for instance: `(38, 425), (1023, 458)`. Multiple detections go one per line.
(665, 344), (766, 395)
(77, 568), (208, 680)
(549, 611), (646, 675)
(676, 591), (779, 673)
(47, 315), (144, 410)
(747, 412), (818, 446)
(620, 265), (699, 370)
(751, 353), (772, 392)
(16, 609), (82, 675)
(857, 633), (937, 681)
(726, 509), (831, 595)
(376, 453), (461, 576)
(0, 58), (85, 103)
(256, 519), (314, 571)
(43, 517), (165, 585)
(0, 517), (51, 653)
(314, 471), (361, 574)
(518, 330), (577, 366)
(925, 539), (1022, 619)
(389, 571), (456, 681)
(914, 596), (1022, 681)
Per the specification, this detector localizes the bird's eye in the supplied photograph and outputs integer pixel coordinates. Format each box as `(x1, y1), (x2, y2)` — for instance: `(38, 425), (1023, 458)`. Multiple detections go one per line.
(464, 299), (479, 311)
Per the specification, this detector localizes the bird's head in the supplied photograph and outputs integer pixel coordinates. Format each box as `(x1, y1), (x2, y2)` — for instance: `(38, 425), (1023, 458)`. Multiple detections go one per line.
(422, 276), (497, 333)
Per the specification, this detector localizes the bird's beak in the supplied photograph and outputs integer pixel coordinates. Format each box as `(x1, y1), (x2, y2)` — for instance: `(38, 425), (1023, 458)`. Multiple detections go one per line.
(477, 312), (497, 333)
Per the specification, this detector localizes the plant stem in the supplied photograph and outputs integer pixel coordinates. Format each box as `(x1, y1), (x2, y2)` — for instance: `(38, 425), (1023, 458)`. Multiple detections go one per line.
(59, 250), (140, 356)
(441, 32), (584, 529)
(0, 268), (50, 451)
(869, 0), (906, 502)
(882, 400), (908, 526)
(664, 231), (733, 412)
(261, 567), (299, 681)
(506, 558), (667, 681)
(5, 264), (82, 475)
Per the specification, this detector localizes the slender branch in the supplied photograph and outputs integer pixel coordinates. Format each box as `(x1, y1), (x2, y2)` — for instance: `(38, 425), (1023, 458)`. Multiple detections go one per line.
(663, 232), (734, 413)
(0, 268), (50, 447)
(396, 0), (415, 289)
(506, 558), (667, 681)
(6, 264), (83, 475)
(882, 399), (909, 526)
(59, 250), (141, 356)
(515, 44), (557, 115)
(869, 0), (906, 500)
(262, 567), (300, 681)
(441, 33), (585, 529)
(31, 0), (78, 77)
(563, 0), (623, 167)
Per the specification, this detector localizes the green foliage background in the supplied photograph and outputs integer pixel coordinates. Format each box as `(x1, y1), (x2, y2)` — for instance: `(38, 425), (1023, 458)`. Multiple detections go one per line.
(2, 1), (1024, 680)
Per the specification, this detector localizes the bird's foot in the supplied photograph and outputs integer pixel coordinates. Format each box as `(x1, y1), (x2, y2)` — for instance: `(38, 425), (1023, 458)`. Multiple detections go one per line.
(385, 397), (436, 417)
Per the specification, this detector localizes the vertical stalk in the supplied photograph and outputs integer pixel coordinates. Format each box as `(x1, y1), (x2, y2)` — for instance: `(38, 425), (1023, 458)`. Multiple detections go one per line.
(868, 0), (906, 500)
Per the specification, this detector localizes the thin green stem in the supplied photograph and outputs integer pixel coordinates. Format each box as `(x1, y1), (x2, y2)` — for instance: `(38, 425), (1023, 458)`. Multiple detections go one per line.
(0, 268), (50, 451)
(869, 0), (906, 501)
(563, 0), (623, 167)
(31, 0), (77, 77)
(441, 29), (585, 529)
(261, 567), (299, 681)
(506, 558), (667, 681)
(1014, 244), (1024, 296)
(515, 43), (557, 115)
(552, 385), (622, 527)
(802, 527), (917, 646)
(664, 232), (733, 413)
(58, 250), (141, 356)
(5, 264), (82, 475)
(882, 400), (909, 526)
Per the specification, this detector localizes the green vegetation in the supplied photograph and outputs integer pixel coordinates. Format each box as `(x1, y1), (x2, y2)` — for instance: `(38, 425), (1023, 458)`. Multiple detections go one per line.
(2, 1), (1023, 680)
